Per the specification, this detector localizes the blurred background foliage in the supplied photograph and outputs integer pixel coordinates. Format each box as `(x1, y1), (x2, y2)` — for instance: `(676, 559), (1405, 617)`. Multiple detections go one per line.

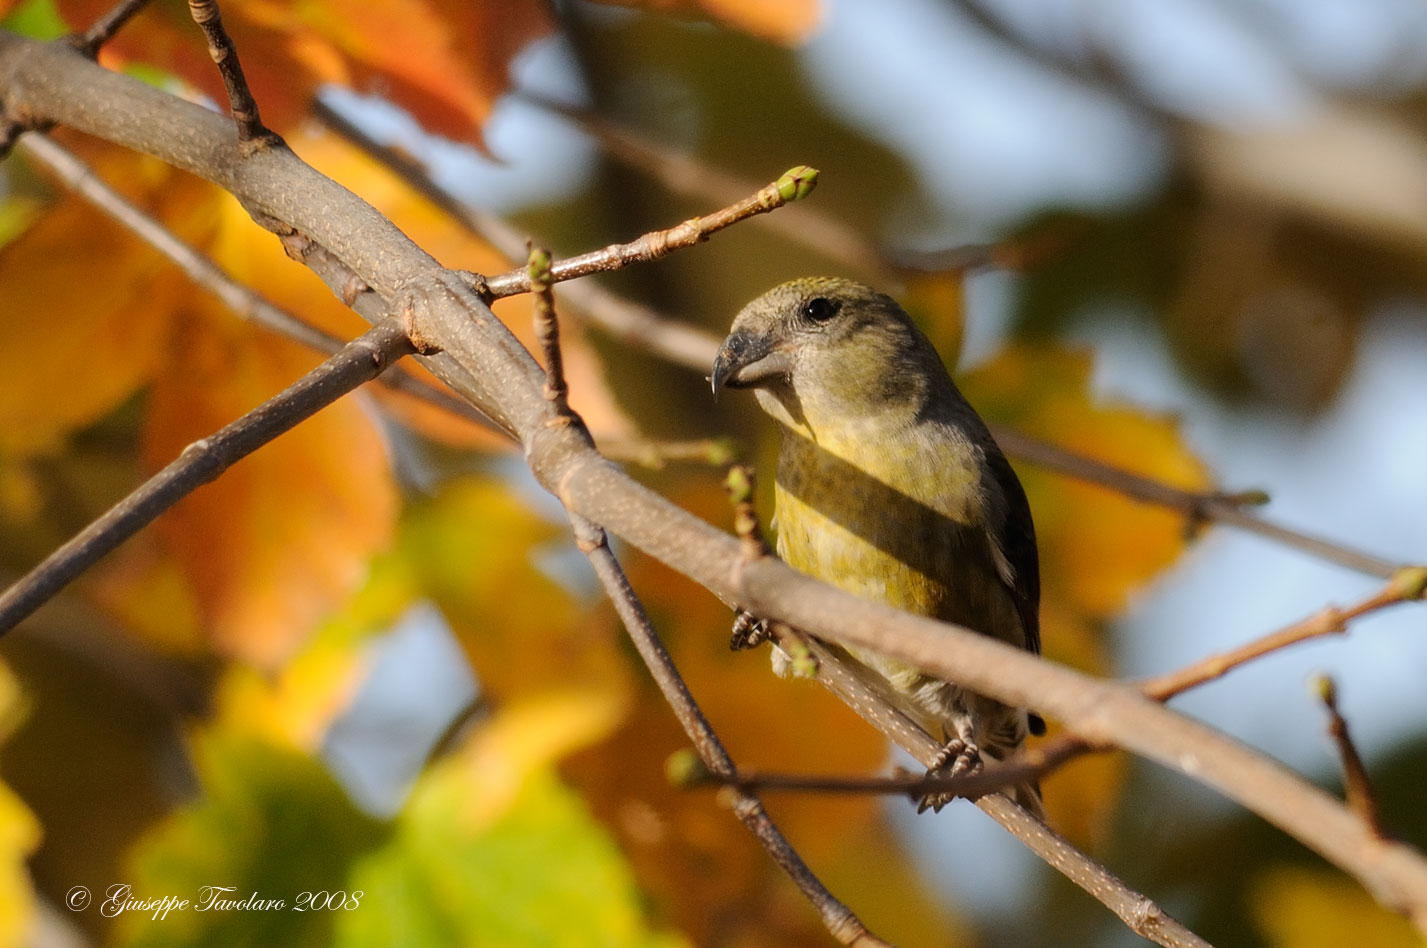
(0, 0), (1423, 945)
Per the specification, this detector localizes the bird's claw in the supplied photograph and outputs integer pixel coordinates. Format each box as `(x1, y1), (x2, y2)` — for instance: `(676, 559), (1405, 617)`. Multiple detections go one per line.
(729, 610), (771, 651)
(916, 738), (983, 813)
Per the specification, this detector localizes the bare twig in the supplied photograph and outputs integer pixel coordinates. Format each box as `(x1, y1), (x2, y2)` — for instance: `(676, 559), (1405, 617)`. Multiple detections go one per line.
(1142, 568), (1427, 701)
(1314, 675), (1388, 840)
(74, 0), (154, 54)
(16, 132), (504, 437)
(598, 437), (738, 469)
(992, 427), (1402, 580)
(528, 243), (572, 420)
(706, 735), (1091, 802)
(515, 91), (880, 273)
(185, 0), (271, 145)
(0, 320), (414, 635)
(483, 165), (820, 297)
(312, 96), (749, 371)
(568, 515), (891, 948)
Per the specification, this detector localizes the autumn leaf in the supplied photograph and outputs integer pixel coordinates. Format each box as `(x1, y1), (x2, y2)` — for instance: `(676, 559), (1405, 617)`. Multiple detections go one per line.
(0, 664), (39, 948)
(960, 345), (1209, 643)
(600, 0), (821, 44)
(0, 166), (181, 457)
(141, 314), (398, 669)
(1251, 865), (1423, 948)
(53, 0), (552, 140)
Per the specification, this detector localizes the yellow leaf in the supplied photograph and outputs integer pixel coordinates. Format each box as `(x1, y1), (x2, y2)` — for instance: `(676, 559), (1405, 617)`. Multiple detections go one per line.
(0, 663), (40, 948)
(438, 688), (628, 831)
(0, 179), (178, 456)
(1252, 865), (1424, 948)
(961, 346), (1211, 636)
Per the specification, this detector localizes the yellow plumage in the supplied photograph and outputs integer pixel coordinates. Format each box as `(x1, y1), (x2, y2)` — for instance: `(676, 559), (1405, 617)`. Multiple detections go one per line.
(713, 277), (1043, 814)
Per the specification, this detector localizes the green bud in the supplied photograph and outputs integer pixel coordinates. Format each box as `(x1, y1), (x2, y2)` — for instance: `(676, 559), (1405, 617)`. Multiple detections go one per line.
(526, 245), (553, 287)
(785, 638), (818, 678)
(705, 437), (739, 467)
(665, 748), (710, 788)
(1311, 673), (1337, 706)
(724, 464), (754, 504)
(775, 165), (819, 202)
(1390, 565), (1427, 601)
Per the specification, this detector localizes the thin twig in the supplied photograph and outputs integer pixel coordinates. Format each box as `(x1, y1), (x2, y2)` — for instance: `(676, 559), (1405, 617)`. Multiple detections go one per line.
(515, 92), (1079, 280)
(1142, 568), (1427, 701)
(597, 437), (738, 469)
(312, 97), (746, 371)
(528, 243), (572, 420)
(16, 132), (504, 437)
(514, 91), (880, 273)
(74, 0), (153, 55)
(706, 735), (1091, 802)
(992, 427), (1401, 580)
(1313, 675), (1387, 840)
(569, 515), (891, 948)
(0, 320), (415, 635)
(185, 0), (271, 145)
(483, 165), (821, 298)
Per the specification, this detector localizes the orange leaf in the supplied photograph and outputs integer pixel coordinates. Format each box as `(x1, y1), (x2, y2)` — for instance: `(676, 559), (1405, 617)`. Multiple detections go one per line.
(142, 314), (398, 668)
(55, 0), (552, 139)
(595, 0), (821, 44)
(0, 176), (179, 456)
(962, 346), (1211, 637)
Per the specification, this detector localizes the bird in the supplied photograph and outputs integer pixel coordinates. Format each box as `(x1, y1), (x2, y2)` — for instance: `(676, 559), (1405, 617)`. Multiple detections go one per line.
(710, 276), (1045, 815)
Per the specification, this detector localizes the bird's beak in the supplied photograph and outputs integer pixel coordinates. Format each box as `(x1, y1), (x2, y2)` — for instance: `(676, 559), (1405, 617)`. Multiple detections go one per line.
(710, 331), (793, 401)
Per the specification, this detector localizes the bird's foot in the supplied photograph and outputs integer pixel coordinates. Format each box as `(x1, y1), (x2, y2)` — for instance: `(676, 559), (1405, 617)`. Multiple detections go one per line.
(916, 738), (983, 813)
(729, 610), (770, 651)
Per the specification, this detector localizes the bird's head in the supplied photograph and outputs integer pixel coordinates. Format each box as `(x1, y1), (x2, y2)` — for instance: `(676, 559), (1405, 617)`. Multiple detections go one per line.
(711, 277), (946, 427)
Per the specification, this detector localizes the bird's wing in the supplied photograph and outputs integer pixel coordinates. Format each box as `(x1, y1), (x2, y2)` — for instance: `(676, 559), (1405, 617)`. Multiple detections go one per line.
(982, 446), (1042, 656)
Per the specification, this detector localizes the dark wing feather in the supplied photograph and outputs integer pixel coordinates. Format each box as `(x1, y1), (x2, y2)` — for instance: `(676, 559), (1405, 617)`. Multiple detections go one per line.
(982, 444), (1042, 656)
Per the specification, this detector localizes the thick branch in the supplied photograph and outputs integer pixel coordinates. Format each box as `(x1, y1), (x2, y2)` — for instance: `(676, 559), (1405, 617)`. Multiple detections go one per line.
(0, 320), (414, 634)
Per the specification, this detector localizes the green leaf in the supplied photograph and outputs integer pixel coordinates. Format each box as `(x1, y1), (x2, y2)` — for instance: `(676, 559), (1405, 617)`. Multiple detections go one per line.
(116, 733), (385, 948)
(337, 736), (686, 948)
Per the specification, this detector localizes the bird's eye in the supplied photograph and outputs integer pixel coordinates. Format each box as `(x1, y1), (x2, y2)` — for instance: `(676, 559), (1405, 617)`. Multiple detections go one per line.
(802, 296), (839, 322)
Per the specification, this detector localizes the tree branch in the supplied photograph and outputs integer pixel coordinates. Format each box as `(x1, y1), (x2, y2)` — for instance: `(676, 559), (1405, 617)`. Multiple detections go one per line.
(0, 319), (414, 634)
(74, 0), (153, 55)
(1142, 568), (1427, 701)
(482, 164), (819, 297)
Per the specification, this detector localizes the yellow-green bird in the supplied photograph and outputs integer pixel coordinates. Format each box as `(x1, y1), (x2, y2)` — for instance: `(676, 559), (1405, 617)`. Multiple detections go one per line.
(711, 276), (1045, 815)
